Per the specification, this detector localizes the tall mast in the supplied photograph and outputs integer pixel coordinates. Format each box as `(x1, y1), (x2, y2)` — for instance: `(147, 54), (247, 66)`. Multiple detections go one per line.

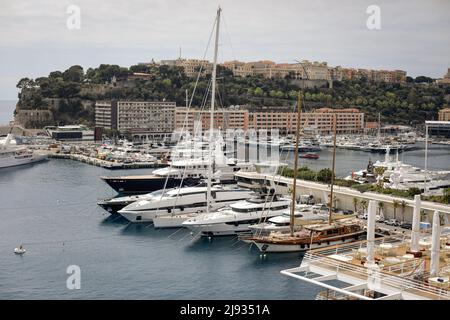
(328, 113), (337, 225)
(377, 112), (381, 140)
(206, 7), (221, 214)
(290, 92), (302, 236)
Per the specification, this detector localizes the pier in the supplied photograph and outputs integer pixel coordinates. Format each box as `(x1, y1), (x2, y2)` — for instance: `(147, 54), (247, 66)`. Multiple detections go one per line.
(236, 171), (450, 222)
(48, 153), (167, 170)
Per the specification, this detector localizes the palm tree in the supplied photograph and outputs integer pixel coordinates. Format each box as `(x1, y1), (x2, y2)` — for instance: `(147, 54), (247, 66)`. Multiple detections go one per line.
(393, 200), (399, 220)
(374, 166), (386, 178)
(378, 202), (384, 216)
(420, 210), (428, 223)
(352, 197), (359, 213)
(360, 199), (368, 213)
(374, 166), (386, 188)
(400, 200), (407, 223)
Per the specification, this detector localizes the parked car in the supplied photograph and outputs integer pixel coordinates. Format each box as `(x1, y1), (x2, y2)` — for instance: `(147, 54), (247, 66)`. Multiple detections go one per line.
(385, 219), (401, 226)
(342, 210), (354, 215)
(375, 215), (385, 223)
(312, 204), (329, 214)
(401, 222), (412, 230)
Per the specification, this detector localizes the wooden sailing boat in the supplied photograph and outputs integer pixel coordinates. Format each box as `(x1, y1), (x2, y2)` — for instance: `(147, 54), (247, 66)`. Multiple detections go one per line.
(246, 93), (365, 253)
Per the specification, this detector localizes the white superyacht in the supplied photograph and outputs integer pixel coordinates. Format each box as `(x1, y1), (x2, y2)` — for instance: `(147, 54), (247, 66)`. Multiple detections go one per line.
(118, 185), (254, 223)
(182, 194), (291, 236)
(0, 134), (47, 169)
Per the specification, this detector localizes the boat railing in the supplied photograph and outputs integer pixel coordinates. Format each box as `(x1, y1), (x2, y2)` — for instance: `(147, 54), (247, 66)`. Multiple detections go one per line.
(300, 249), (450, 300)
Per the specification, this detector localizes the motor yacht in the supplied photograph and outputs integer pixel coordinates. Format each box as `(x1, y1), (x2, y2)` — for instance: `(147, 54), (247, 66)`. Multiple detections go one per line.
(118, 185), (254, 223)
(0, 134), (47, 169)
(182, 194), (291, 236)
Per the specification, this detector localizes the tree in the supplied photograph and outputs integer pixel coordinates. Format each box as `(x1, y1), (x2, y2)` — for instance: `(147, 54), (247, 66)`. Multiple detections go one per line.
(400, 200), (407, 222)
(49, 71), (63, 79)
(378, 202), (384, 216)
(360, 200), (368, 213)
(254, 87), (264, 96)
(317, 168), (333, 183)
(16, 77), (32, 89)
(414, 76), (433, 83)
(443, 188), (450, 204)
(352, 197), (359, 212)
(408, 187), (421, 197)
(392, 200), (399, 220)
(63, 65), (84, 83)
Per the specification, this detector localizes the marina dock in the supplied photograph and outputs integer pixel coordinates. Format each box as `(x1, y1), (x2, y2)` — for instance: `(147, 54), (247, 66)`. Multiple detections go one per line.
(48, 153), (167, 169)
(236, 171), (450, 221)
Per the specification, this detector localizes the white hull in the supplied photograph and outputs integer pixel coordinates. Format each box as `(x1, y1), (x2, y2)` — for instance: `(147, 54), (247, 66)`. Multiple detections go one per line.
(185, 208), (288, 236)
(120, 201), (244, 223)
(0, 154), (47, 169)
(188, 223), (255, 236)
(253, 232), (365, 253)
(153, 213), (198, 228)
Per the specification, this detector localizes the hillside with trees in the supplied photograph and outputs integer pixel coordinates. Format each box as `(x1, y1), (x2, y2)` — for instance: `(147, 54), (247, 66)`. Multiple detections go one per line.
(15, 63), (450, 127)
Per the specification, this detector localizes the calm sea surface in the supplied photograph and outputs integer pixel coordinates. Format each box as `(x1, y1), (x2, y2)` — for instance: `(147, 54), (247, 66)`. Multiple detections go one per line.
(0, 160), (317, 299)
(0, 140), (449, 299)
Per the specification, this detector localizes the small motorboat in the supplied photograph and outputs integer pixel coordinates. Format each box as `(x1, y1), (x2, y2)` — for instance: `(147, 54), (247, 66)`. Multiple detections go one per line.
(14, 246), (26, 254)
(299, 153), (319, 159)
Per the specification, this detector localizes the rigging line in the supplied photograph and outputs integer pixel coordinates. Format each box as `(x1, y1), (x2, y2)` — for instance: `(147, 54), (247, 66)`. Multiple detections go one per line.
(177, 230), (198, 242)
(253, 99), (300, 237)
(156, 14), (216, 206)
(221, 12), (237, 63)
(167, 226), (186, 239)
(256, 129), (293, 226)
(169, 78), (212, 213)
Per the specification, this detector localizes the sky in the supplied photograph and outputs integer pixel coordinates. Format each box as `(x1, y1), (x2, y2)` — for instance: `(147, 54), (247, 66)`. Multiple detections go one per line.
(0, 0), (449, 100)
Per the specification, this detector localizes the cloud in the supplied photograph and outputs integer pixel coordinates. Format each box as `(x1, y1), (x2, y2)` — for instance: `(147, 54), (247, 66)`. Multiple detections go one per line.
(0, 0), (449, 99)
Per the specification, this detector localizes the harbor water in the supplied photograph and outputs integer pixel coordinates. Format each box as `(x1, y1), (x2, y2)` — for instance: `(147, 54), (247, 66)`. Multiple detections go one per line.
(0, 145), (449, 299)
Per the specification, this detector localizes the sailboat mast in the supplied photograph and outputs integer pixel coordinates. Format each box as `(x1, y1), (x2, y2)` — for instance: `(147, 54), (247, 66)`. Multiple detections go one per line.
(290, 92), (302, 236)
(206, 7), (221, 214)
(377, 112), (381, 140)
(328, 113), (337, 225)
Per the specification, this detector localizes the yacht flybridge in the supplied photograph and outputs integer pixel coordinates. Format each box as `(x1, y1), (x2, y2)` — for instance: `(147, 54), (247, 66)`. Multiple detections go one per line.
(0, 134), (47, 169)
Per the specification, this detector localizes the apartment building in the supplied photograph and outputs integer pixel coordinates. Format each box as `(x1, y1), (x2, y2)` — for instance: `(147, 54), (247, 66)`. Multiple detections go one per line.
(222, 60), (324, 80)
(175, 106), (249, 132)
(160, 58), (212, 77)
(95, 101), (176, 133)
(438, 107), (450, 121)
(175, 106), (364, 135)
(341, 68), (406, 83)
(248, 107), (364, 134)
(437, 68), (450, 85)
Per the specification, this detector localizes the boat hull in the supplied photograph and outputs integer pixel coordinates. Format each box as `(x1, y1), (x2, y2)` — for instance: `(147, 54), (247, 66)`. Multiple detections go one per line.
(0, 154), (47, 169)
(252, 231), (366, 253)
(153, 214), (198, 228)
(101, 176), (200, 194)
(97, 200), (135, 214)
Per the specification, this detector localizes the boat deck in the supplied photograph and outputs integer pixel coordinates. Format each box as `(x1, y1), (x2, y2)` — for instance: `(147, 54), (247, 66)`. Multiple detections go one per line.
(281, 235), (450, 300)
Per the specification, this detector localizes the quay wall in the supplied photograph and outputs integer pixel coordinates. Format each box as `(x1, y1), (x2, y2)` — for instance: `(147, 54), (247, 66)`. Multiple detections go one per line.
(265, 174), (450, 223)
